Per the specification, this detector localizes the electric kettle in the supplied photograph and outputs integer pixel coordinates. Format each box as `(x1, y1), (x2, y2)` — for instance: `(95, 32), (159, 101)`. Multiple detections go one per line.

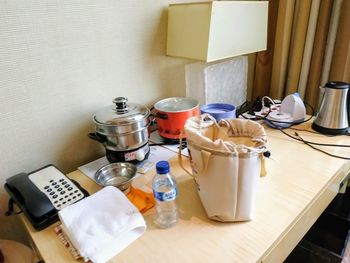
(312, 81), (350, 135)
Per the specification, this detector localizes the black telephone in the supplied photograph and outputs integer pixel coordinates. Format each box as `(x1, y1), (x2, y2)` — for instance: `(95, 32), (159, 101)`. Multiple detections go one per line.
(4, 164), (89, 230)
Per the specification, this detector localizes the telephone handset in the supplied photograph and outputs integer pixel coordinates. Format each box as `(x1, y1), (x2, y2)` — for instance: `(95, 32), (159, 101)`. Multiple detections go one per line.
(4, 164), (89, 230)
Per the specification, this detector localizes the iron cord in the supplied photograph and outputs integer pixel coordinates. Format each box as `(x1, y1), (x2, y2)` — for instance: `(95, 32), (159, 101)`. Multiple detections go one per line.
(237, 97), (350, 159)
(277, 129), (350, 160)
(288, 127), (334, 135)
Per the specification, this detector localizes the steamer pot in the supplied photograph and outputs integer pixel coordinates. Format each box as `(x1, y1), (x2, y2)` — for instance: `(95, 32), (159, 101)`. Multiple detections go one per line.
(154, 97), (199, 140)
(89, 97), (150, 163)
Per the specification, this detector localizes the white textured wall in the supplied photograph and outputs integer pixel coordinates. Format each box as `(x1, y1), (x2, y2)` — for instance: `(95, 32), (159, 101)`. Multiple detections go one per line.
(0, 0), (204, 242)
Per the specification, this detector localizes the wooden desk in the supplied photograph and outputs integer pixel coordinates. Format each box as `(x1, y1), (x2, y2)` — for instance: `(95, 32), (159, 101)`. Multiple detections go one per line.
(20, 122), (350, 263)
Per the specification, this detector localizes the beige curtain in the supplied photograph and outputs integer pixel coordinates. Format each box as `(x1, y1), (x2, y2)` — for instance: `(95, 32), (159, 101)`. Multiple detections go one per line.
(269, 0), (295, 99)
(252, 0), (279, 98)
(329, 0), (350, 81)
(304, 0), (333, 111)
(252, 0), (350, 113)
(285, 0), (312, 95)
(298, 0), (321, 99)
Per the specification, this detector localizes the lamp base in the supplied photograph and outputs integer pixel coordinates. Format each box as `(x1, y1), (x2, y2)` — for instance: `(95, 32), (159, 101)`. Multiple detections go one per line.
(185, 56), (248, 107)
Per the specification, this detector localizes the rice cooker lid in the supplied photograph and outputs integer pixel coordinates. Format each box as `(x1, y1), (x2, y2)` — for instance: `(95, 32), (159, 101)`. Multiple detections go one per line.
(93, 97), (150, 125)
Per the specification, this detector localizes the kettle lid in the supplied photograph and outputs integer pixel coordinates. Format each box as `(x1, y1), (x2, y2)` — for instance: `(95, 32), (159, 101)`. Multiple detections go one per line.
(325, 81), (349, 89)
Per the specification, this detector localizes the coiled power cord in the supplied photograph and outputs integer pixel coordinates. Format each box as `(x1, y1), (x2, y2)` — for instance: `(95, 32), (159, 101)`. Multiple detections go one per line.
(237, 96), (350, 160)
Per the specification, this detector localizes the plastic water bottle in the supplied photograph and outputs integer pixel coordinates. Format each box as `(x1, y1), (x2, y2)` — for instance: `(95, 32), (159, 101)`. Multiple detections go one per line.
(152, 161), (178, 228)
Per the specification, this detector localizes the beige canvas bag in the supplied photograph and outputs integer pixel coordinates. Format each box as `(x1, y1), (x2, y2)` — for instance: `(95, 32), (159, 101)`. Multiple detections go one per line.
(179, 114), (268, 222)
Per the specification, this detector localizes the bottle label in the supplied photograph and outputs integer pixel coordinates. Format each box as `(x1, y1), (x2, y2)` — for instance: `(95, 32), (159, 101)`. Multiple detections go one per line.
(153, 188), (177, 202)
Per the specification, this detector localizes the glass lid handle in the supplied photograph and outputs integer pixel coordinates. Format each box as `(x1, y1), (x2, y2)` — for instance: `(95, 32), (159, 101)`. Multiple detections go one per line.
(113, 97), (128, 113)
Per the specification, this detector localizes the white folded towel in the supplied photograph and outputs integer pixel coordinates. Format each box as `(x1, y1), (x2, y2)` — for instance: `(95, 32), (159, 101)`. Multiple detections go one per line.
(58, 186), (146, 263)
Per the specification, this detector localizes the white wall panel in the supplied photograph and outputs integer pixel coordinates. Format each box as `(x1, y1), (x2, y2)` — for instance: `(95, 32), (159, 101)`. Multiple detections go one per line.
(0, 0), (204, 242)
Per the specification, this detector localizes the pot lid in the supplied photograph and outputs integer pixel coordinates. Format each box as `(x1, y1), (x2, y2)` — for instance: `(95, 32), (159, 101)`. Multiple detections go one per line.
(325, 81), (349, 89)
(93, 97), (150, 125)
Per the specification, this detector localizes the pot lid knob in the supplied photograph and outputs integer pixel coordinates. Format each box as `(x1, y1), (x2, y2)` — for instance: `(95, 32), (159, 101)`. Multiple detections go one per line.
(113, 97), (128, 113)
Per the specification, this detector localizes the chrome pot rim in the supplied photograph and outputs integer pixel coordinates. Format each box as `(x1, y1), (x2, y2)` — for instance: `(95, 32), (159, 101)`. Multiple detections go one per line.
(94, 162), (137, 191)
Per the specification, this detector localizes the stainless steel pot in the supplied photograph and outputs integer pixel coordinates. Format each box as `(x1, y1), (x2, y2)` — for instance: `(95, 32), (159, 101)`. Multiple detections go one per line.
(94, 162), (137, 192)
(89, 97), (151, 163)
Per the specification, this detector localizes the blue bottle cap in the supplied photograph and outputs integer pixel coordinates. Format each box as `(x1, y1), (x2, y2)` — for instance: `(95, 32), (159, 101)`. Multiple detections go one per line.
(156, 161), (170, 174)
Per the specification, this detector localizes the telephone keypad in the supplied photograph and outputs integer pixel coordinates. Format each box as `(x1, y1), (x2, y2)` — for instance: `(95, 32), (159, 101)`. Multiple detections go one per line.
(29, 166), (85, 210)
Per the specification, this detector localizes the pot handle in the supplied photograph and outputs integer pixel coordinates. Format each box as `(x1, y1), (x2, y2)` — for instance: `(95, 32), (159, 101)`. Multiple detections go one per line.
(154, 112), (168, 119)
(149, 106), (168, 120)
(88, 132), (106, 143)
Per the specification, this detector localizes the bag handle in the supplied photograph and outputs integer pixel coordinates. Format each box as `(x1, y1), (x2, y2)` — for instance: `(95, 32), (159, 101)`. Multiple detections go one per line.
(260, 153), (267, 177)
(178, 114), (217, 177)
(200, 114), (220, 141)
(178, 128), (212, 179)
(200, 149), (211, 174)
(178, 130), (195, 178)
(199, 114), (217, 127)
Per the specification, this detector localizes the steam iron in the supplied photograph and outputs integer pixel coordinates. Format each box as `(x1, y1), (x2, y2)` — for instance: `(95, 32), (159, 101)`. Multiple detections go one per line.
(266, 93), (306, 128)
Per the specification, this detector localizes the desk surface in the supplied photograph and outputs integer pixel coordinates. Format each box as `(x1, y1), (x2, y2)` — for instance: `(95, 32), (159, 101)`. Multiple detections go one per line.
(20, 122), (350, 263)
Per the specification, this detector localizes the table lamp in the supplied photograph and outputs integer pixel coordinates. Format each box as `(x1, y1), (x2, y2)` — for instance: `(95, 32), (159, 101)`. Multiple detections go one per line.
(166, 1), (268, 107)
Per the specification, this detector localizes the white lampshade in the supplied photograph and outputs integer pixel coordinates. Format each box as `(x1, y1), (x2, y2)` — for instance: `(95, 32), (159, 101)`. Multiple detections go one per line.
(167, 1), (268, 62)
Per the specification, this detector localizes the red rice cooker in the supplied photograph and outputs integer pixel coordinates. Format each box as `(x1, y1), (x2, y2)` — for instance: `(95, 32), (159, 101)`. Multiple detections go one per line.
(154, 97), (200, 140)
